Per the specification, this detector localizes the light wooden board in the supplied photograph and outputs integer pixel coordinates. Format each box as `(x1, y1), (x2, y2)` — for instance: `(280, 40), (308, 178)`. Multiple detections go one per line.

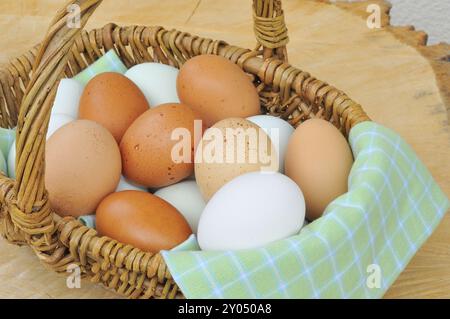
(0, 0), (448, 298)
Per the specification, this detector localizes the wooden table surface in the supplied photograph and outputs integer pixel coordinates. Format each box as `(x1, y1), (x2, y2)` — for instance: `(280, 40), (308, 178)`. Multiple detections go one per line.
(0, 0), (449, 299)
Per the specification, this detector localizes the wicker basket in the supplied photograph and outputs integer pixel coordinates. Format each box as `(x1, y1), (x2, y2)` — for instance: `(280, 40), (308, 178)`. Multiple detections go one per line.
(0, 0), (370, 298)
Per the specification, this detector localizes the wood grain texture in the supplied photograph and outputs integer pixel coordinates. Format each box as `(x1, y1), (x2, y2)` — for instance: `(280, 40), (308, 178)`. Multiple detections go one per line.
(333, 0), (450, 121)
(0, 0), (448, 298)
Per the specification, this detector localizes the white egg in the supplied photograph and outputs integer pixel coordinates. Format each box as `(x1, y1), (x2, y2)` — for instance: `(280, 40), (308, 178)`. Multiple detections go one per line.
(125, 63), (180, 107)
(7, 141), (15, 179)
(47, 113), (75, 139)
(155, 180), (205, 233)
(52, 79), (84, 118)
(247, 115), (294, 173)
(198, 172), (305, 251)
(115, 175), (147, 192)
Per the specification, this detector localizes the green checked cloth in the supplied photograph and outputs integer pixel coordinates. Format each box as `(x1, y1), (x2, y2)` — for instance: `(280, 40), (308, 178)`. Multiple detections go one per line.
(73, 50), (127, 85)
(162, 121), (449, 299)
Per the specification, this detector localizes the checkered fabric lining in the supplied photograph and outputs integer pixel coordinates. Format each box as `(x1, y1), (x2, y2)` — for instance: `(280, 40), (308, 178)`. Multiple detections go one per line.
(162, 121), (449, 299)
(73, 50), (128, 85)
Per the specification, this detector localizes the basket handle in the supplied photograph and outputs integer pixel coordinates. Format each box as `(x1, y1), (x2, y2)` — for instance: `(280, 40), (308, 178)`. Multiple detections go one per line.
(12, 0), (102, 246)
(252, 0), (289, 60)
(11, 0), (289, 245)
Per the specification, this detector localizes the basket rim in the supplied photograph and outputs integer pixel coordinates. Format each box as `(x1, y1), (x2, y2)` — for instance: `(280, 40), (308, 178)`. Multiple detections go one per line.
(0, 22), (371, 299)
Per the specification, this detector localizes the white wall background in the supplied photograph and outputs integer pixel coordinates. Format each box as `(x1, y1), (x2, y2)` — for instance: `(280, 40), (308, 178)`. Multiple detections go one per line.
(388, 0), (450, 45)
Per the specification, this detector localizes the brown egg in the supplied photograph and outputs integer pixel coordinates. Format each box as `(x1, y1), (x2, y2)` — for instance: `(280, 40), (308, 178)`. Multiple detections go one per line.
(45, 120), (122, 217)
(96, 191), (192, 252)
(120, 103), (204, 188)
(285, 119), (354, 221)
(195, 118), (278, 201)
(79, 72), (149, 142)
(177, 54), (261, 127)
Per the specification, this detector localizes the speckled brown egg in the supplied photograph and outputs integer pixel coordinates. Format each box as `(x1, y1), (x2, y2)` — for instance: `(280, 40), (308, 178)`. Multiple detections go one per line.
(45, 120), (122, 217)
(285, 119), (354, 221)
(177, 54), (261, 127)
(195, 118), (278, 201)
(79, 72), (149, 142)
(96, 190), (192, 253)
(120, 103), (204, 188)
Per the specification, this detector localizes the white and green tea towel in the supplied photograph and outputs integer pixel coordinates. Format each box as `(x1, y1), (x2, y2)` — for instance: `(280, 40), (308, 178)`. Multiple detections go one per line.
(73, 49), (127, 85)
(162, 121), (449, 299)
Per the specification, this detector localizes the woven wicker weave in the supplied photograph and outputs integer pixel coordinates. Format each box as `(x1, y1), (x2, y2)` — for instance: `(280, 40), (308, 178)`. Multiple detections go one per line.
(0, 0), (370, 299)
